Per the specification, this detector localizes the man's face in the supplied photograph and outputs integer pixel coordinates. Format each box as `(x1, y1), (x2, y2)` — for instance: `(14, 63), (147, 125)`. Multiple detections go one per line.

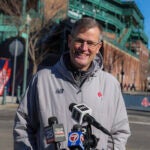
(68, 27), (102, 71)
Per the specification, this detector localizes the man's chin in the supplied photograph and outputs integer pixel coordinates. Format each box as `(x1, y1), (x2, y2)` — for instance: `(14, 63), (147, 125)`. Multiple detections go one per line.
(74, 58), (87, 65)
(74, 54), (89, 61)
(74, 61), (88, 68)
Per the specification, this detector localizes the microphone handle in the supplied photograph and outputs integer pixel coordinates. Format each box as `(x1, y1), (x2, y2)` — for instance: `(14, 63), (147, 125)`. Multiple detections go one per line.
(55, 142), (61, 150)
(69, 147), (83, 150)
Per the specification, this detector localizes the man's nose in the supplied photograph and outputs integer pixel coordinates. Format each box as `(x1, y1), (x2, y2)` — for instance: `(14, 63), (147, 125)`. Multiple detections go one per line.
(81, 41), (88, 50)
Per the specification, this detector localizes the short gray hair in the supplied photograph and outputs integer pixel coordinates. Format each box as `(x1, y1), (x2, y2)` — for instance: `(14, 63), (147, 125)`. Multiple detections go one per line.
(71, 17), (103, 41)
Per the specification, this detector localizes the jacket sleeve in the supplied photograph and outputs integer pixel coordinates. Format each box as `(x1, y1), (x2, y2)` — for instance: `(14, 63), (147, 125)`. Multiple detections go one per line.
(107, 86), (131, 150)
(13, 75), (39, 150)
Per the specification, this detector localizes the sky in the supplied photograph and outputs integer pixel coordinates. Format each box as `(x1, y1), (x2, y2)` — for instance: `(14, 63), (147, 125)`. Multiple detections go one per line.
(134, 0), (150, 49)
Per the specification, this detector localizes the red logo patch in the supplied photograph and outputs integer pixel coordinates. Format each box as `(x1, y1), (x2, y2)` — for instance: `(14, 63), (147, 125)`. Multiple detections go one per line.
(98, 91), (102, 97)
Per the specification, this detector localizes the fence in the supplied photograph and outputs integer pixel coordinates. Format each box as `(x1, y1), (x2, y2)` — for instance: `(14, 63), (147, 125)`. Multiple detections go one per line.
(123, 92), (150, 111)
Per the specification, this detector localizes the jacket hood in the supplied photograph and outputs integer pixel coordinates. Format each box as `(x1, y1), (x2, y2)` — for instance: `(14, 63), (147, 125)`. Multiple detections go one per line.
(54, 52), (103, 82)
(93, 51), (103, 70)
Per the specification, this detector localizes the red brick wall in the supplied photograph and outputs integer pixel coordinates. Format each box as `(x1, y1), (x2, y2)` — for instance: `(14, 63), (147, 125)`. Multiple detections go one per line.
(103, 41), (142, 91)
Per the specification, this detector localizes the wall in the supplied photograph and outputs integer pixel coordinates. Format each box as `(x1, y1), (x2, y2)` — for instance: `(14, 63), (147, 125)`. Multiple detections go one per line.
(103, 41), (141, 91)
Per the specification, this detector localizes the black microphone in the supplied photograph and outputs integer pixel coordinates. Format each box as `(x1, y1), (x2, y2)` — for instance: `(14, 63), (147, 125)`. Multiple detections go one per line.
(48, 116), (58, 126)
(69, 103), (92, 125)
(69, 103), (111, 136)
(45, 116), (66, 150)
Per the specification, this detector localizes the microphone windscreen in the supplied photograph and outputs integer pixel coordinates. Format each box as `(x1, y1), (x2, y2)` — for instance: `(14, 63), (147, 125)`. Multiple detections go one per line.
(48, 116), (58, 126)
(69, 103), (76, 112)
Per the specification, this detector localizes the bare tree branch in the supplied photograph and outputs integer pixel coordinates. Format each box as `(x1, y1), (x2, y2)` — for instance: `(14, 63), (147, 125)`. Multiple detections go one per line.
(0, 0), (67, 74)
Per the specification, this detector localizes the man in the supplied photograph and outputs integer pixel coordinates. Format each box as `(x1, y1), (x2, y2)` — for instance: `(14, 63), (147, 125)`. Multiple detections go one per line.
(13, 17), (130, 150)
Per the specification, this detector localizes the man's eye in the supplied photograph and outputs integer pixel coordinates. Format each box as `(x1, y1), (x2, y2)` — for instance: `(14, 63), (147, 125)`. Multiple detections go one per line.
(87, 41), (95, 46)
(75, 39), (84, 43)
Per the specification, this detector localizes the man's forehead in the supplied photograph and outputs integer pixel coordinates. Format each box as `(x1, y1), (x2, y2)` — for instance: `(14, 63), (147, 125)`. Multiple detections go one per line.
(74, 27), (101, 36)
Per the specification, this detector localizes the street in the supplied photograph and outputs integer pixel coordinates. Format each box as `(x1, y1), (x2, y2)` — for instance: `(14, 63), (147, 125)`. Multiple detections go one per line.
(127, 110), (150, 150)
(0, 104), (150, 150)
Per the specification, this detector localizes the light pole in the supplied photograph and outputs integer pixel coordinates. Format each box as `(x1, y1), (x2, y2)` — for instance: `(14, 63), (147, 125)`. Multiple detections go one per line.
(9, 39), (24, 101)
(22, 14), (31, 95)
(120, 60), (124, 91)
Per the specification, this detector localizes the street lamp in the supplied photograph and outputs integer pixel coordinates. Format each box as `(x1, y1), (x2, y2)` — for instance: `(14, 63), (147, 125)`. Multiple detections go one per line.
(22, 14), (31, 95)
(9, 39), (23, 101)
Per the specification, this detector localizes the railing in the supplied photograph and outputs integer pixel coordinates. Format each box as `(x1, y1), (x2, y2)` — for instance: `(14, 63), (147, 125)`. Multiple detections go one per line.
(0, 15), (19, 42)
(86, 0), (100, 5)
(140, 31), (148, 44)
(69, 3), (124, 30)
(120, 27), (132, 46)
(68, 10), (82, 20)
(100, 0), (122, 15)
(117, 28), (127, 43)
(86, 0), (122, 15)
(132, 29), (148, 44)
(0, 14), (21, 26)
(123, 9), (143, 29)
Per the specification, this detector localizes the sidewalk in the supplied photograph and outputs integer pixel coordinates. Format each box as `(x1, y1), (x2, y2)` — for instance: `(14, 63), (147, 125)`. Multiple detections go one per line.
(0, 96), (18, 110)
(0, 96), (18, 150)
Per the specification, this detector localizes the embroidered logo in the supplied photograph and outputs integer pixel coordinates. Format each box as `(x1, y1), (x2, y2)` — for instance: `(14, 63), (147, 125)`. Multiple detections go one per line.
(97, 91), (102, 97)
(56, 88), (64, 94)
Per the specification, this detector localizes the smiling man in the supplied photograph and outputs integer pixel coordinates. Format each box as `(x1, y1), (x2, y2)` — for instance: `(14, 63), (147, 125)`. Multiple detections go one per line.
(68, 20), (102, 71)
(13, 17), (131, 150)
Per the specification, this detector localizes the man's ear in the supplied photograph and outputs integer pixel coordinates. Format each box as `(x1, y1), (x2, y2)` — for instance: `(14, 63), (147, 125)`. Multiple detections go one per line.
(96, 42), (102, 54)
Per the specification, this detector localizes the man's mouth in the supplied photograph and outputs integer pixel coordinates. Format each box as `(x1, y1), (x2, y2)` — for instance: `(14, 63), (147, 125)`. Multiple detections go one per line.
(74, 51), (89, 57)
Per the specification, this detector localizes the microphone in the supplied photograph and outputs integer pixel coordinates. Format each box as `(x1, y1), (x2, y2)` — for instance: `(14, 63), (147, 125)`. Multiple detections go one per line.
(69, 103), (111, 136)
(68, 124), (84, 150)
(69, 103), (92, 125)
(45, 116), (66, 149)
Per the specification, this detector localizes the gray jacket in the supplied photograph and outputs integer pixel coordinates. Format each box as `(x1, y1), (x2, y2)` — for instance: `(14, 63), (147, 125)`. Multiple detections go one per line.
(13, 53), (130, 150)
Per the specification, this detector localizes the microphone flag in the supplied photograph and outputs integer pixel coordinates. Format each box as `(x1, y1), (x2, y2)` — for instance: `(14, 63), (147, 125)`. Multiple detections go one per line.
(68, 131), (84, 150)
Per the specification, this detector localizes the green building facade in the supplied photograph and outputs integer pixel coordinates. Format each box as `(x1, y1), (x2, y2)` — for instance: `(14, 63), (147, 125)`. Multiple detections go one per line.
(67, 0), (148, 57)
